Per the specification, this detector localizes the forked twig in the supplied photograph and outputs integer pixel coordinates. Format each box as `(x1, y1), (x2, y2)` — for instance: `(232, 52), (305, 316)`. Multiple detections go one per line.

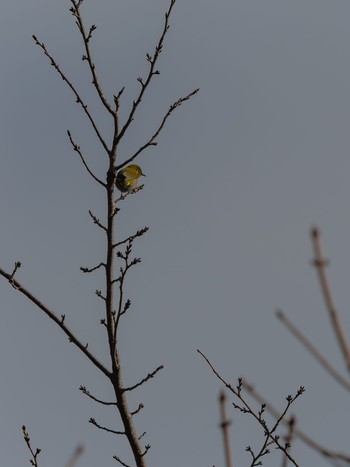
(197, 350), (301, 467)
(243, 380), (350, 464)
(22, 425), (41, 467)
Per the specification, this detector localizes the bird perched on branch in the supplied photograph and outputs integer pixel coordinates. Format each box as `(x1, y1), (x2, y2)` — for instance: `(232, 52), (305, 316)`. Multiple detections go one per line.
(115, 164), (146, 193)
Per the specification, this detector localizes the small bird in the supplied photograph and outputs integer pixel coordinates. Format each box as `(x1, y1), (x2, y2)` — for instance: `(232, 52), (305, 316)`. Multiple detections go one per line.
(115, 164), (146, 193)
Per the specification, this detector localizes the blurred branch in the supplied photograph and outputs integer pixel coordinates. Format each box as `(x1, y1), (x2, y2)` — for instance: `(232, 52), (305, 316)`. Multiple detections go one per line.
(281, 417), (296, 467)
(219, 391), (234, 467)
(276, 310), (350, 392)
(0, 266), (111, 378)
(65, 445), (84, 467)
(311, 227), (350, 373)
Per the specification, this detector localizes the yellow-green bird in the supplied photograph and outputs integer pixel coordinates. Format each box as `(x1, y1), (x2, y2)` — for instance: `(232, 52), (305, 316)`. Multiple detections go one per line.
(115, 164), (146, 193)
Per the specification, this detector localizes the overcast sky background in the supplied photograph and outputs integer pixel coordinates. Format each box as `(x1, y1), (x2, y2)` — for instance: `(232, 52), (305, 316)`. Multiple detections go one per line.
(1, 1), (350, 466)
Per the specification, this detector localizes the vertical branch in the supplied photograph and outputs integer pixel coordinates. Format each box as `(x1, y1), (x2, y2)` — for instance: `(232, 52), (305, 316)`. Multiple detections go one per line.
(310, 227), (350, 372)
(219, 391), (234, 467)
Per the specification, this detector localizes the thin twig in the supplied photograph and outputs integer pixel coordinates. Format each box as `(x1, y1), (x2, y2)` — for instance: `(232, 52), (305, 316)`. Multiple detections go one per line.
(67, 131), (106, 186)
(89, 418), (125, 436)
(276, 310), (350, 392)
(219, 391), (234, 467)
(310, 227), (350, 372)
(123, 365), (164, 392)
(88, 210), (107, 232)
(80, 262), (106, 274)
(80, 386), (118, 406)
(9, 261), (21, 288)
(131, 404), (144, 416)
(113, 455), (131, 467)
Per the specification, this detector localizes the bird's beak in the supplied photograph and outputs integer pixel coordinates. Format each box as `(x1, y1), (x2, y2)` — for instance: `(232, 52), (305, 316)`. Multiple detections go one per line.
(141, 172), (146, 177)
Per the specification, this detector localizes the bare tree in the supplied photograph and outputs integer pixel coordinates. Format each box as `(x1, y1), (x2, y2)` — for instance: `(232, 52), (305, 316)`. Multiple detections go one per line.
(200, 227), (350, 467)
(0, 1), (198, 466)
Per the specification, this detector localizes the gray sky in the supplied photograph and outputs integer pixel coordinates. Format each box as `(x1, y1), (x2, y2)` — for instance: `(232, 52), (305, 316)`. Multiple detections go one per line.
(1, 0), (350, 466)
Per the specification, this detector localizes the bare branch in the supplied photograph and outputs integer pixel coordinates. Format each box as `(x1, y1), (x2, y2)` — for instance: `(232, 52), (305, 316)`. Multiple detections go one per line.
(311, 227), (350, 372)
(116, 89), (199, 170)
(22, 425), (41, 467)
(116, 0), (177, 144)
(89, 417), (125, 436)
(123, 365), (164, 392)
(219, 391), (234, 467)
(67, 131), (106, 187)
(276, 310), (350, 392)
(70, 1), (115, 116)
(0, 266), (111, 378)
(32, 35), (110, 154)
